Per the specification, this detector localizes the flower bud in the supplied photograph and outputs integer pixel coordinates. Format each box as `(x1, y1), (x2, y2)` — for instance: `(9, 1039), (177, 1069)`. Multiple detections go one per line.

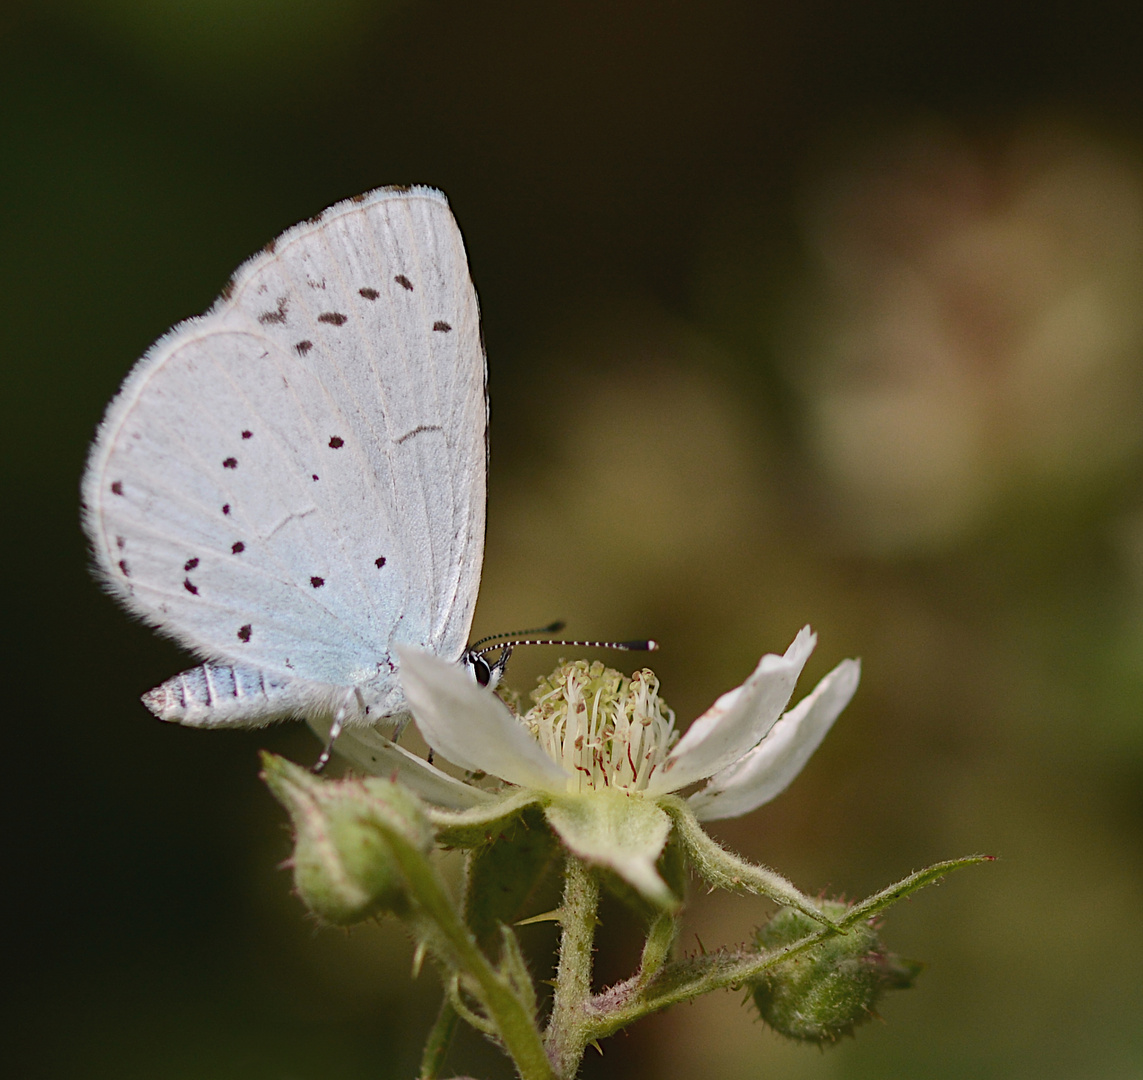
(261, 753), (432, 926)
(751, 900), (921, 1043)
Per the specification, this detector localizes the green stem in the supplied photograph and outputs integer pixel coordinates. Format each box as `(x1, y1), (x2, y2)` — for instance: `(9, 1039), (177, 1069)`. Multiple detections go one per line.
(582, 854), (993, 1041)
(418, 997), (459, 1080)
(544, 856), (600, 1079)
(637, 912), (680, 983)
(665, 798), (838, 926)
(841, 857), (993, 924)
(587, 918), (838, 1038)
(377, 817), (555, 1080)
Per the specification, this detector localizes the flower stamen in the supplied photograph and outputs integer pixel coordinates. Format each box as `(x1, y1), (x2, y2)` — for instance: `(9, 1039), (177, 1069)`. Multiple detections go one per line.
(523, 661), (679, 794)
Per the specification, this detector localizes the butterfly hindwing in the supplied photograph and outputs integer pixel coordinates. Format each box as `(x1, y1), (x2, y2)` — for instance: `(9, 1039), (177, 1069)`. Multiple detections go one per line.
(82, 187), (487, 718)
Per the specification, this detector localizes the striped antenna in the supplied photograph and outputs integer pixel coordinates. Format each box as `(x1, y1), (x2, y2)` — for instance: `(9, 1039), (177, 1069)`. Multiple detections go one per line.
(462, 627), (658, 689)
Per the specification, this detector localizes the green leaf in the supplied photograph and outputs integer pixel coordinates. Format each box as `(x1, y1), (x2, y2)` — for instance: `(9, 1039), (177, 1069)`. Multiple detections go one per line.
(466, 805), (561, 951)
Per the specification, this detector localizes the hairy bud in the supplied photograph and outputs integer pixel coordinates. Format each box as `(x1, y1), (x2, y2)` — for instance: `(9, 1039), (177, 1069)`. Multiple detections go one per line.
(751, 901), (921, 1042)
(261, 753), (431, 925)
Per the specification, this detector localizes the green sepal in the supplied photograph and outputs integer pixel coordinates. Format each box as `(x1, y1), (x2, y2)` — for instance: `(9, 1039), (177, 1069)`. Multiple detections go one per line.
(498, 924), (540, 1024)
(595, 828), (688, 927)
(544, 790), (678, 911)
(429, 789), (544, 849)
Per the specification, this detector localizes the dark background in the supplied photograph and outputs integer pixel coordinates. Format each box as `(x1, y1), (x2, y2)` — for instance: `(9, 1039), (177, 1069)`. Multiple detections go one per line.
(6, 2), (1143, 1077)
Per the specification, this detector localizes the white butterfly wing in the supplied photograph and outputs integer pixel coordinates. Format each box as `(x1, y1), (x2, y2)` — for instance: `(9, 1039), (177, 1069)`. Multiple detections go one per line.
(82, 187), (486, 716)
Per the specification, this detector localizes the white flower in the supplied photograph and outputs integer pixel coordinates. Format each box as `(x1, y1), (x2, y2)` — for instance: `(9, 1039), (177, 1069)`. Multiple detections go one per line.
(334, 627), (859, 907)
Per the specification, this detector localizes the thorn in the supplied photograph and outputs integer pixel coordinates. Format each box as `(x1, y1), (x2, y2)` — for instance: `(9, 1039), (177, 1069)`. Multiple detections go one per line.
(515, 908), (564, 926)
(411, 940), (427, 978)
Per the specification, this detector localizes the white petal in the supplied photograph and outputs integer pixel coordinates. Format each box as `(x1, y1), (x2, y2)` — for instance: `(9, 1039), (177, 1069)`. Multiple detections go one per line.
(330, 726), (497, 810)
(689, 658), (860, 821)
(645, 626), (817, 795)
(397, 647), (570, 791)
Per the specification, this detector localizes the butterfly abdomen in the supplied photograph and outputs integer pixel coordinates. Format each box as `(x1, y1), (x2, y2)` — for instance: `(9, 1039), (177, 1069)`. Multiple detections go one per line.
(143, 663), (300, 729)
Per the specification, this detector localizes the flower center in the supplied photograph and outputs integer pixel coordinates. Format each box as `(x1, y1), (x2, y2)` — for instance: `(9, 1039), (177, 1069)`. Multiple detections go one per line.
(523, 661), (678, 793)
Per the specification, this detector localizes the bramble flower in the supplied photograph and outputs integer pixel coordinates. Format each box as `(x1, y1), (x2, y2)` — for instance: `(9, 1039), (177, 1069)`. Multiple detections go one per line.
(269, 638), (984, 1080)
(333, 627), (859, 909)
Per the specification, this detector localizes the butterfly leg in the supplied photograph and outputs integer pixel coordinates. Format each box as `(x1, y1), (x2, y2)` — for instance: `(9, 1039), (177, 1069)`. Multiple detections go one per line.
(486, 644), (514, 690)
(312, 688), (363, 773)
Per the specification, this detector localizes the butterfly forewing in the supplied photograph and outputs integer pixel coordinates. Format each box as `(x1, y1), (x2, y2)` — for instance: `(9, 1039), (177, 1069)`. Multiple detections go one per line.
(83, 187), (487, 710)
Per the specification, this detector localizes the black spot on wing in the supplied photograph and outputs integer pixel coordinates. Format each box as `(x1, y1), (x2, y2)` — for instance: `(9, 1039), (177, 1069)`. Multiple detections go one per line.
(318, 312), (348, 326)
(310, 576), (325, 588)
(328, 436), (344, 449)
(116, 536), (126, 549)
(231, 542), (245, 554)
(222, 504), (231, 516)
(111, 481), (124, 496)
(433, 321), (452, 332)
(237, 624), (252, 642)
(375, 556), (386, 568)
(359, 287), (379, 300)
(184, 557), (199, 571)
(183, 578), (199, 595)
(295, 340), (313, 355)
(312, 474), (319, 481)
(241, 430), (252, 439)
(223, 457), (238, 469)
(118, 559), (130, 576)
(394, 274), (413, 291)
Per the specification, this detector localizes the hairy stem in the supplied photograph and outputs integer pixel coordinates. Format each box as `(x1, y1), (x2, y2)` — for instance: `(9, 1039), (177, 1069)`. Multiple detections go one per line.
(665, 798), (838, 925)
(544, 856), (600, 1079)
(638, 912), (680, 983)
(418, 997), (459, 1079)
(584, 854), (992, 1040)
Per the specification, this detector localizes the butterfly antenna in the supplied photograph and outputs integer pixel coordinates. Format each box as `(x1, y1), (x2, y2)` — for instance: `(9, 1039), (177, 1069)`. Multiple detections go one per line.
(468, 621), (566, 651)
(464, 633), (657, 691)
(476, 636), (658, 658)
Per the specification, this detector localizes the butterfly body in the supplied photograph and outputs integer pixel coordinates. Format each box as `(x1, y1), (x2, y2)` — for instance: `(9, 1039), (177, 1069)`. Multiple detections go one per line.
(83, 187), (487, 732)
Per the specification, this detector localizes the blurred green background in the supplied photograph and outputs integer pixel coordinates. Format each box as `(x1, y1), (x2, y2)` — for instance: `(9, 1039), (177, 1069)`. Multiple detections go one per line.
(5, 1), (1143, 1077)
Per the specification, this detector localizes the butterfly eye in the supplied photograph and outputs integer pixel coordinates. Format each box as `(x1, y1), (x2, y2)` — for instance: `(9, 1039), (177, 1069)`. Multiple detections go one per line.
(471, 655), (492, 687)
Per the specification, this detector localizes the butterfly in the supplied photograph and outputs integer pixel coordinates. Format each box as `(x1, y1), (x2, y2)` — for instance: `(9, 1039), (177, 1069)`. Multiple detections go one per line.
(82, 187), (489, 747)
